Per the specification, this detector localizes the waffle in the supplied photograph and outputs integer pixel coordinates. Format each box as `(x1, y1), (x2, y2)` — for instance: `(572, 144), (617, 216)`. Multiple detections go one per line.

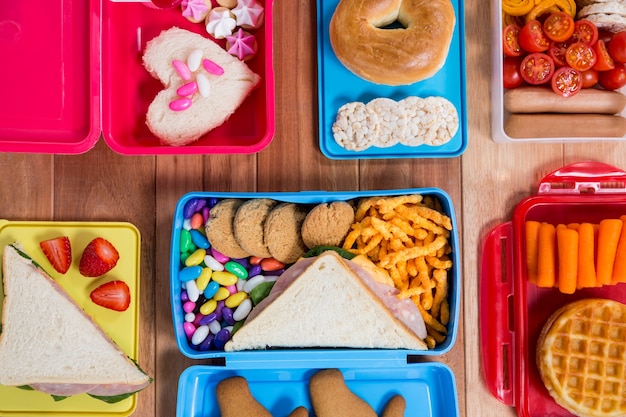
(536, 299), (626, 417)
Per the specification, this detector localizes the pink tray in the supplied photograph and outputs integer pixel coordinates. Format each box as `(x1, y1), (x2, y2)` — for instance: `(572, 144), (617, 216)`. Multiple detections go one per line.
(0, 0), (275, 155)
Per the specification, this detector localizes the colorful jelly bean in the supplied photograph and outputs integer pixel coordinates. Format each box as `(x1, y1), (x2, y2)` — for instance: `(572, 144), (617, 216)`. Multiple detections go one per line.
(183, 301), (196, 313)
(233, 298), (252, 321)
(225, 260), (248, 279)
(210, 247), (229, 264)
(213, 287), (230, 301)
(183, 322), (196, 339)
(179, 265), (203, 282)
(199, 299), (218, 315)
(185, 248), (206, 266)
(191, 325), (210, 345)
(180, 229), (194, 253)
(225, 291), (247, 308)
(196, 268), (212, 291)
(186, 279), (201, 302)
(204, 254), (225, 271)
(261, 257), (286, 271)
(212, 271), (238, 286)
(204, 281), (220, 298)
(190, 229), (210, 249)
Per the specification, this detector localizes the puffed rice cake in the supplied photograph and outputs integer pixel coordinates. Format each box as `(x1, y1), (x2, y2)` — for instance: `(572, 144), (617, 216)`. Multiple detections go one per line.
(332, 96), (458, 151)
(331, 101), (380, 151)
(577, 0), (626, 32)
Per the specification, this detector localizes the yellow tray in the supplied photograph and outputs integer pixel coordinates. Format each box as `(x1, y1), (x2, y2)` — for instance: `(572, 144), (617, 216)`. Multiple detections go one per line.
(0, 221), (141, 417)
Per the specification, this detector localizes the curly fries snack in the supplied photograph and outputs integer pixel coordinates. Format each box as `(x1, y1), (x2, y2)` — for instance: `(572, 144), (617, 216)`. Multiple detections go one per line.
(342, 194), (453, 348)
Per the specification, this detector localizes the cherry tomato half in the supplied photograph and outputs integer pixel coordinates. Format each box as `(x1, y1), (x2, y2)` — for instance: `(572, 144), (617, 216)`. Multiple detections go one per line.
(520, 53), (555, 85)
(581, 68), (599, 88)
(549, 40), (572, 66)
(598, 63), (626, 90)
(543, 12), (575, 42)
(572, 19), (599, 45)
(503, 56), (524, 88)
(592, 39), (615, 71)
(503, 24), (523, 57)
(551, 66), (583, 97)
(608, 31), (626, 63)
(519, 20), (551, 53)
(566, 41), (597, 71)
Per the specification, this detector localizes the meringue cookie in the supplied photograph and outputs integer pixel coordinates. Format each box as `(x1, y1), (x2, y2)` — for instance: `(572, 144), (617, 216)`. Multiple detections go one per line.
(181, 0), (212, 23)
(225, 28), (258, 61)
(232, 0), (264, 30)
(205, 7), (237, 39)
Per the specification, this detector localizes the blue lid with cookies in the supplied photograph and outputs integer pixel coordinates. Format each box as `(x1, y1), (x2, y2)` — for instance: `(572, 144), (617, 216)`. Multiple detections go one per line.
(169, 188), (461, 364)
(176, 364), (459, 417)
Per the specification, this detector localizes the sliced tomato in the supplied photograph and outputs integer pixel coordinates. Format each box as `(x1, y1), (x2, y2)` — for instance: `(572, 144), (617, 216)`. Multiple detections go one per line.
(519, 20), (551, 52)
(549, 40), (572, 66)
(543, 12), (575, 42)
(566, 42), (597, 71)
(592, 39), (615, 71)
(503, 56), (524, 88)
(572, 19), (599, 45)
(520, 53), (555, 85)
(503, 24), (523, 57)
(581, 68), (599, 88)
(598, 63), (626, 90)
(551, 66), (583, 97)
(608, 31), (626, 63)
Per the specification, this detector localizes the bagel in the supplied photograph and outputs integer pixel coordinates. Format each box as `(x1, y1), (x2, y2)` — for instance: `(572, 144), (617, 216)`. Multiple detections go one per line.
(329, 0), (456, 86)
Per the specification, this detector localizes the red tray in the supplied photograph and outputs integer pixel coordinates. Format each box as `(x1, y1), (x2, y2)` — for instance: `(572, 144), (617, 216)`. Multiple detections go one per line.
(480, 161), (626, 417)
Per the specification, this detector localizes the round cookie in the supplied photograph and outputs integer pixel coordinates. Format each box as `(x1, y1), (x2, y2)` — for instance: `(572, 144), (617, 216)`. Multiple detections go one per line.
(233, 198), (277, 258)
(263, 203), (309, 264)
(301, 201), (355, 249)
(205, 199), (250, 259)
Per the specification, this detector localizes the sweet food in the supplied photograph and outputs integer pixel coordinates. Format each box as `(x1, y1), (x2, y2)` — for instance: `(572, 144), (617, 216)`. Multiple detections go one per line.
(232, 0), (265, 30)
(181, 0), (212, 23)
(536, 298), (626, 417)
(225, 28), (258, 61)
(206, 7), (237, 39)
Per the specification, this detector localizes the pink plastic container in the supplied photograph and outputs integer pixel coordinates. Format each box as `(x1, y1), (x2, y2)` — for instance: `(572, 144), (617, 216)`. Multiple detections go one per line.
(0, 0), (275, 155)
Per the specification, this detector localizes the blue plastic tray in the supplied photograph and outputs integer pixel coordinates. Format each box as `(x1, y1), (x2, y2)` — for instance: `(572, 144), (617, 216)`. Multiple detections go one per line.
(316, 0), (467, 160)
(176, 363), (459, 417)
(169, 188), (460, 362)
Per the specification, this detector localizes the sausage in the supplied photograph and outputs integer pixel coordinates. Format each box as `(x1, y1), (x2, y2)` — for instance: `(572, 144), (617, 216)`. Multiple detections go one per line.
(504, 114), (626, 138)
(504, 86), (626, 114)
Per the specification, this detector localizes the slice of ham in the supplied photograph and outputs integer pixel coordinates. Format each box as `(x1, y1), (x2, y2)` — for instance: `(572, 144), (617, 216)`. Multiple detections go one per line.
(247, 255), (427, 340)
(30, 379), (152, 397)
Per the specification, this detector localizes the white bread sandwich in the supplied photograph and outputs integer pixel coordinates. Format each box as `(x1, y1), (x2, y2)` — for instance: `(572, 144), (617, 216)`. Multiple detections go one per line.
(142, 27), (261, 146)
(225, 250), (428, 351)
(0, 243), (151, 402)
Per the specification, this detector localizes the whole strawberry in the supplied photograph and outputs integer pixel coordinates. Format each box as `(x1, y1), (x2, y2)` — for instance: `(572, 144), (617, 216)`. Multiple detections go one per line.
(79, 237), (120, 277)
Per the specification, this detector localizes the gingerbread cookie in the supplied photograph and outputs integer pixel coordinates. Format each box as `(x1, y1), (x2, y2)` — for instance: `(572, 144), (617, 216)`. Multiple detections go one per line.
(216, 376), (272, 417)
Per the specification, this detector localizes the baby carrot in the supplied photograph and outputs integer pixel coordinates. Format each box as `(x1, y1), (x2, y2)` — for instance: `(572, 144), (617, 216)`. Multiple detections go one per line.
(577, 222), (597, 289)
(537, 222), (557, 288)
(611, 215), (626, 283)
(557, 227), (578, 294)
(525, 221), (541, 284)
(567, 223), (580, 230)
(596, 218), (623, 286)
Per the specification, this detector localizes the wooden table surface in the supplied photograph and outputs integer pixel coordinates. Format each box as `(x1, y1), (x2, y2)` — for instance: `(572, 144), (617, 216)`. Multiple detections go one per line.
(3, 1), (626, 416)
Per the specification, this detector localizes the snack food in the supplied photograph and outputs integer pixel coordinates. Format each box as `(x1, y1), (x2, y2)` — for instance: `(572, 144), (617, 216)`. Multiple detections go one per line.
(181, 0), (212, 23)
(205, 198), (251, 258)
(0, 244), (151, 400)
(263, 202), (309, 264)
(536, 298), (626, 417)
(342, 194), (454, 348)
(225, 28), (258, 61)
(301, 201), (355, 248)
(332, 96), (459, 151)
(577, 0), (626, 32)
(142, 27), (260, 146)
(206, 7), (237, 39)
(233, 198), (277, 258)
(329, 0), (456, 85)
(231, 0), (265, 30)
(225, 251), (428, 351)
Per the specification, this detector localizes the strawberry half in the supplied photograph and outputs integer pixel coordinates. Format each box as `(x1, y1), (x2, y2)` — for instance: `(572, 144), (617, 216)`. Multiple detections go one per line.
(39, 236), (72, 274)
(79, 237), (120, 277)
(90, 280), (130, 312)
